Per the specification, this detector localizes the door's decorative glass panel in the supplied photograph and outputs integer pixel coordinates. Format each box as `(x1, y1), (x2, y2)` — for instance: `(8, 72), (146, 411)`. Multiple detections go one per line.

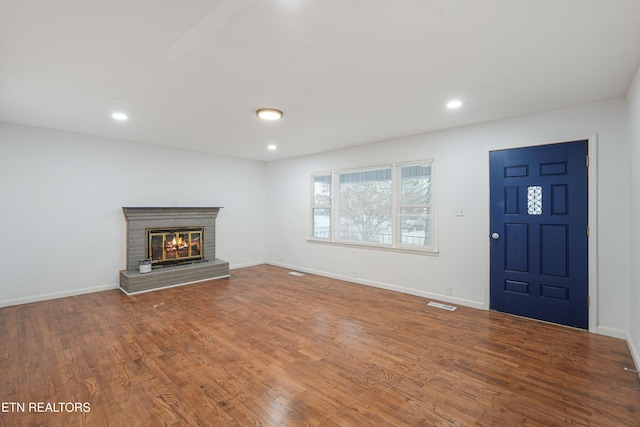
(527, 186), (543, 215)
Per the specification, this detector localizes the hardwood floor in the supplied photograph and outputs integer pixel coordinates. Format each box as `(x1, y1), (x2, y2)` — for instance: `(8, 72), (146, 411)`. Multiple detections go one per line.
(1, 264), (639, 426)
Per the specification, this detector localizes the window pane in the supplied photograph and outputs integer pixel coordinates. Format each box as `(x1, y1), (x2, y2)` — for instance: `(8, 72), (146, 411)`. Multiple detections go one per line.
(400, 207), (431, 246)
(339, 168), (392, 244)
(527, 186), (542, 215)
(314, 175), (331, 205)
(401, 165), (431, 204)
(313, 208), (331, 238)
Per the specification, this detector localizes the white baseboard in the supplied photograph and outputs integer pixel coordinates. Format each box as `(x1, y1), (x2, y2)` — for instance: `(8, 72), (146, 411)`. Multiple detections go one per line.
(266, 261), (485, 310)
(230, 260), (267, 270)
(627, 332), (640, 379)
(596, 325), (628, 340)
(0, 261), (263, 308)
(0, 283), (120, 308)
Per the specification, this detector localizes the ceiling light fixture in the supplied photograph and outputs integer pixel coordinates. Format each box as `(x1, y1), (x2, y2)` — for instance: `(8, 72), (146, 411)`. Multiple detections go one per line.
(267, 144), (277, 151)
(446, 100), (463, 110)
(256, 108), (283, 120)
(112, 112), (128, 121)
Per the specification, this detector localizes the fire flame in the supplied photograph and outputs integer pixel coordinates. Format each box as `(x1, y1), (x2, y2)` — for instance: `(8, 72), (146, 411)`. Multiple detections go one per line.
(171, 236), (187, 248)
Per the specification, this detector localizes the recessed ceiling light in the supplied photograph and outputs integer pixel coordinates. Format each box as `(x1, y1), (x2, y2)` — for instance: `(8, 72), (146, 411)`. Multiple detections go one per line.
(267, 144), (277, 151)
(112, 112), (128, 121)
(256, 108), (283, 120)
(446, 100), (463, 109)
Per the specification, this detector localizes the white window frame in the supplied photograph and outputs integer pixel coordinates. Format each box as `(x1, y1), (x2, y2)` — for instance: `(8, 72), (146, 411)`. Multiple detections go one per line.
(396, 160), (435, 250)
(308, 160), (437, 255)
(310, 173), (332, 239)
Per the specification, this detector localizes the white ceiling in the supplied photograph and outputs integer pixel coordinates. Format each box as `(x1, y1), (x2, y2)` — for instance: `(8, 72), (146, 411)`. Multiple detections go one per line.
(2, 0), (640, 162)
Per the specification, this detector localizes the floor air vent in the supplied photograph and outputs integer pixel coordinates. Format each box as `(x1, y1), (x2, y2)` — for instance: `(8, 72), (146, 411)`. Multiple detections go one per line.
(289, 271), (305, 277)
(427, 301), (457, 311)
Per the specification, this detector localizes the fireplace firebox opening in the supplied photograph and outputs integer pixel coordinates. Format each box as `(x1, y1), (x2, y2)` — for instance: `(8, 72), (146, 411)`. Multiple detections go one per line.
(147, 227), (204, 267)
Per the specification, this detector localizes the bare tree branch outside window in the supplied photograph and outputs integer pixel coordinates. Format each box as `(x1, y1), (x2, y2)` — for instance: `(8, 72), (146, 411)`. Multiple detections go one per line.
(338, 169), (392, 243)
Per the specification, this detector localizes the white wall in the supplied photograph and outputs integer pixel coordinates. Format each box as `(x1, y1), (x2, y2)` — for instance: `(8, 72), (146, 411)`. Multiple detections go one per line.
(627, 65), (640, 369)
(266, 99), (630, 336)
(1, 96), (634, 343)
(0, 123), (267, 307)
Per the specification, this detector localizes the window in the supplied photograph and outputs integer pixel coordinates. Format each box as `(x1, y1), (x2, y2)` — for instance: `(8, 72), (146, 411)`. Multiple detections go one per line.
(399, 164), (432, 247)
(338, 168), (392, 244)
(312, 175), (331, 238)
(310, 161), (435, 253)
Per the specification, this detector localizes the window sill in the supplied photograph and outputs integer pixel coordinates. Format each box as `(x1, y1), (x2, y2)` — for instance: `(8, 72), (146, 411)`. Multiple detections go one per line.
(306, 238), (439, 256)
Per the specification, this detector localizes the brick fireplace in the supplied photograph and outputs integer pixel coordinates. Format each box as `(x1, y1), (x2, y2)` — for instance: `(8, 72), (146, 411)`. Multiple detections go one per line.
(119, 207), (229, 294)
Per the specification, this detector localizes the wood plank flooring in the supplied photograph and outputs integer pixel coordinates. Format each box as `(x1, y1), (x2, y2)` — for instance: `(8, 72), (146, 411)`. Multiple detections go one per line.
(1, 264), (639, 426)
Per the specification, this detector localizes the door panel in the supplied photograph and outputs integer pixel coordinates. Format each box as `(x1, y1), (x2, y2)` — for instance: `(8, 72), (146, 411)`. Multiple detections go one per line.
(540, 224), (567, 277)
(505, 223), (528, 272)
(490, 141), (588, 329)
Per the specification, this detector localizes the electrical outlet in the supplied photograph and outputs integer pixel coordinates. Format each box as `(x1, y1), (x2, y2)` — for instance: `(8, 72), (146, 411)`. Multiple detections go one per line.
(446, 287), (453, 296)
(455, 208), (465, 217)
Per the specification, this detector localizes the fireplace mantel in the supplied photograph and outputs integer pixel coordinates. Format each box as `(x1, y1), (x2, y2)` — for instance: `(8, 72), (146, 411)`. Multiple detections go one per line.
(123, 206), (223, 221)
(120, 206), (229, 294)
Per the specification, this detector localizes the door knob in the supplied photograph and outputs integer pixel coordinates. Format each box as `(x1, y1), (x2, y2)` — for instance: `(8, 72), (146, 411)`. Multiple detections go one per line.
(491, 232), (500, 240)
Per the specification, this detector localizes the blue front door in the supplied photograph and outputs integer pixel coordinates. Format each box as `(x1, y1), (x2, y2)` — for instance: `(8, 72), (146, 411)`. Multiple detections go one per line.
(490, 141), (588, 329)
